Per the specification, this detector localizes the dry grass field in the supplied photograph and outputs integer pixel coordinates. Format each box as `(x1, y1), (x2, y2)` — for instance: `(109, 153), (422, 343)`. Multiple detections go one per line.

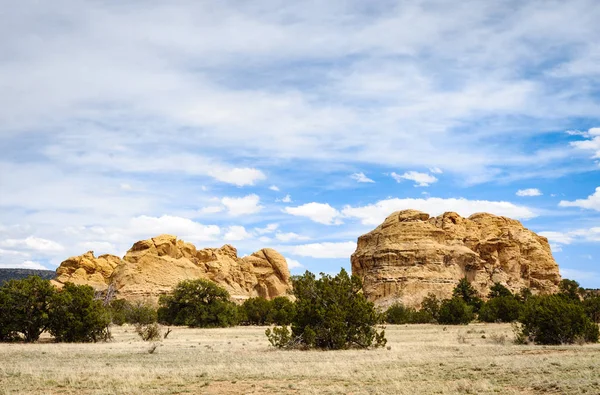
(1, 323), (599, 395)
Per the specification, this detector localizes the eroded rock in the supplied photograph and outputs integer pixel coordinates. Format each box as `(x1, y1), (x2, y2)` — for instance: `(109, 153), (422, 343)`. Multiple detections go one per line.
(351, 210), (561, 308)
(53, 234), (292, 303)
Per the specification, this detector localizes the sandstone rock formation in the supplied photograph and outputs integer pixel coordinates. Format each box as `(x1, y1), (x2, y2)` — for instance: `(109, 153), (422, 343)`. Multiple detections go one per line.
(351, 210), (561, 308)
(53, 235), (292, 303)
(53, 251), (122, 289)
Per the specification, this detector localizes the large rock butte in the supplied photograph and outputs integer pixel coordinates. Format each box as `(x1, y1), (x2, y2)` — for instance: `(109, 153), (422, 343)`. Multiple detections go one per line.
(351, 210), (561, 308)
(53, 234), (292, 303)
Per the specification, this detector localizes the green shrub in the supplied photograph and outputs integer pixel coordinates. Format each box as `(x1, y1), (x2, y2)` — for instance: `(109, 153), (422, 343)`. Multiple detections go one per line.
(48, 283), (111, 342)
(558, 279), (583, 302)
(0, 288), (18, 341)
(420, 293), (441, 321)
(269, 296), (296, 325)
(478, 296), (522, 323)
(488, 282), (513, 299)
(452, 277), (483, 312)
(157, 279), (239, 328)
(437, 297), (474, 325)
(410, 309), (436, 323)
(516, 287), (533, 303)
(266, 269), (386, 350)
(385, 303), (413, 324)
(108, 299), (130, 325)
(583, 294), (600, 323)
(517, 295), (599, 345)
(127, 301), (157, 325)
(0, 276), (55, 342)
(240, 297), (273, 325)
(265, 326), (294, 348)
(385, 302), (435, 324)
(108, 299), (157, 325)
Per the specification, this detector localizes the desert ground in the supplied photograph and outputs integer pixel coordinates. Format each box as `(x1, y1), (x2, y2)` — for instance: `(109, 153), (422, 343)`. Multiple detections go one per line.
(0, 323), (598, 395)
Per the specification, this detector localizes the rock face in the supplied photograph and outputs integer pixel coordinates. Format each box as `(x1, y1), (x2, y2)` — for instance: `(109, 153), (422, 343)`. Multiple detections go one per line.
(53, 251), (122, 289)
(53, 235), (292, 303)
(351, 210), (561, 308)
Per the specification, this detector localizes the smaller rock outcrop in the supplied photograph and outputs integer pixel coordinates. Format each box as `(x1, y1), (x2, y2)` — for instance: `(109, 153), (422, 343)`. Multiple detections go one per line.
(52, 235), (292, 303)
(53, 251), (122, 290)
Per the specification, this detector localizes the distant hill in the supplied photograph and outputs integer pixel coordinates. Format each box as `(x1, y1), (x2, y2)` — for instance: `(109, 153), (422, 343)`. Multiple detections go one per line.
(0, 269), (56, 284)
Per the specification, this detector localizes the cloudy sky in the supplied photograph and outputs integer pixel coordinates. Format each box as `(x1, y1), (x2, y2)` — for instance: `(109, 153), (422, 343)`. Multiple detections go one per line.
(1, 1), (599, 287)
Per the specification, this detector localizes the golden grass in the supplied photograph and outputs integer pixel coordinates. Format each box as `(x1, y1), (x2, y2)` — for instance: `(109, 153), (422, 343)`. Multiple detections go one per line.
(1, 323), (598, 394)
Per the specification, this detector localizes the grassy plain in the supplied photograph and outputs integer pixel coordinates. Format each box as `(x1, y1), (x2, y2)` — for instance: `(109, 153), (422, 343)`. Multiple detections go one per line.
(1, 323), (599, 394)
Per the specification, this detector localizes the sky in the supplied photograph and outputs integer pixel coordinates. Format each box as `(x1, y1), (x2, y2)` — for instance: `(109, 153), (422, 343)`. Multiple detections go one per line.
(0, 0), (599, 288)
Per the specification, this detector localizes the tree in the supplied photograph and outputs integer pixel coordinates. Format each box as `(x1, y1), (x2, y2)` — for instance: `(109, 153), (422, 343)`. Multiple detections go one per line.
(583, 294), (600, 323)
(0, 276), (55, 342)
(266, 269), (386, 350)
(240, 297), (273, 325)
(269, 296), (295, 325)
(157, 279), (239, 328)
(488, 282), (513, 299)
(108, 299), (130, 325)
(558, 279), (583, 302)
(437, 297), (474, 325)
(420, 293), (441, 322)
(517, 295), (599, 345)
(452, 277), (483, 312)
(385, 303), (414, 324)
(127, 300), (157, 325)
(516, 287), (533, 303)
(48, 283), (111, 342)
(478, 296), (521, 323)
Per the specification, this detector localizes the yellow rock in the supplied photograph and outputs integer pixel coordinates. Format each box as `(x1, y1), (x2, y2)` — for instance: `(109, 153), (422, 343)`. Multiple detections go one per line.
(53, 235), (292, 303)
(351, 210), (561, 308)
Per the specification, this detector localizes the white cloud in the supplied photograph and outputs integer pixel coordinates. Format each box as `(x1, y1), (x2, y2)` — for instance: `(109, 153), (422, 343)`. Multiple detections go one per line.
(284, 202), (342, 225)
(209, 167), (266, 187)
(0, 248), (30, 257)
(570, 127), (600, 159)
(254, 223), (279, 235)
(77, 241), (117, 253)
(538, 231), (574, 245)
(224, 226), (252, 241)
(281, 194), (292, 203)
(539, 227), (600, 245)
(342, 197), (537, 225)
(285, 257), (304, 270)
(516, 188), (543, 197)
(198, 205), (224, 214)
(0, 236), (64, 252)
(549, 243), (562, 253)
(559, 187), (600, 211)
(275, 232), (310, 242)
(0, 260), (49, 270)
(391, 171), (438, 187)
(128, 215), (220, 241)
(429, 167), (443, 174)
(351, 172), (375, 183)
(269, 185), (280, 191)
(221, 194), (263, 216)
(288, 241), (357, 259)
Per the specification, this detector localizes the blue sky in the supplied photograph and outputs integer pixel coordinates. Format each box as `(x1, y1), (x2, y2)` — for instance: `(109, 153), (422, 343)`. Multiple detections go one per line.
(0, 0), (599, 287)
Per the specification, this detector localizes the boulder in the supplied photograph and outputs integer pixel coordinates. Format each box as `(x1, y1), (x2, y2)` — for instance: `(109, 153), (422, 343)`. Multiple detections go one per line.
(351, 210), (561, 308)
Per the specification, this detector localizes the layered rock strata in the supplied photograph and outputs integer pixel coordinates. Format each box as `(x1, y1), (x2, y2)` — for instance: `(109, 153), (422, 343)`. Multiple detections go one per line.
(351, 210), (561, 308)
